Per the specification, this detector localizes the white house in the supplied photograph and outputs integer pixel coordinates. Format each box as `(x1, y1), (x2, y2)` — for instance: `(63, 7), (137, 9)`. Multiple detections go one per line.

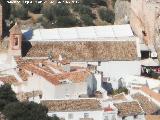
(41, 99), (121, 120)
(41, 99), (103, 120)
(114, 101), (145, 120)
(21, 24), (141, 77)
(13, 59), (98, 100)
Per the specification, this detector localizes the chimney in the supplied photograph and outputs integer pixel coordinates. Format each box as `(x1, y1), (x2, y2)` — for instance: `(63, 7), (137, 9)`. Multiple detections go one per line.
(59, 54), (63, 61)
(61, 60), (70, 72)
(38, 62), (43, 67)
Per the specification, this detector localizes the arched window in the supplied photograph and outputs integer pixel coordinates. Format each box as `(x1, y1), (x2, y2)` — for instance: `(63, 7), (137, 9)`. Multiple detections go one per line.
(14, 37), (18, 46)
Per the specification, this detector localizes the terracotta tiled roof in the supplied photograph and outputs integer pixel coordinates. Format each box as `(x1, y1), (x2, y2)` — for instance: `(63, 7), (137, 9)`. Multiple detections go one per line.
(22, 63), (90, 85)
(132, 93), (159, 114)
(112, 93), (127, 101)
(60, 60), (70, 65)
(41, 99), (102, 112)
(23, 41), (137, 61)
(24, 63), (60, 85)
(140, 86), (160, 102)
(0, 76), (18, 84)
(16, 58), (91, 85)
(145, 115), (160, 120)
(114, 101), (143, 117)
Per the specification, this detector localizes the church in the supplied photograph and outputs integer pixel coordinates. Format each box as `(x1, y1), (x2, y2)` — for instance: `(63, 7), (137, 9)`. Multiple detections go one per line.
(0, 0), (143, 81)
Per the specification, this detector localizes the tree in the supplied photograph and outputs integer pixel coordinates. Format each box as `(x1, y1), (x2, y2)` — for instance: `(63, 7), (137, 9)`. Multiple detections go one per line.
(20, 0), (43, 13)
(81, 14), (94, 26)
(10, 5), (29, 20)
(56, 16), (80, 27)
(82, 0), (96, 6)
(54, 4), (71, 17)
(112, 87), (129, 95)
(0, 84), (17, 111)
(41, 6), (55, 21)
(3, 102), (56, 120)
(98, 8), (115, 24)
(73, 4), (93, 16)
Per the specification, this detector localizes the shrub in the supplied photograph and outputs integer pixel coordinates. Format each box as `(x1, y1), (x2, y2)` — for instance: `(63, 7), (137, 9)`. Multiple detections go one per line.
(3, 102), (56, 120)
(82, 0), (96, 6)
(37, 17), (54, 28)
(54, 4), (71, 16)
(73, 4), (93, 16)
(55, 16), (80, 27)
(20, 0), (43, 14)
(11, 5), (29, 20)
(98, 8), (115, 24)
(41, 4), (70, 20)
(0, 84), (17, 111)
(112, 87), (129, 95)
(26, 3), (42, 14)
(81, 14), (94, 26)
(41, 6), (55, 21)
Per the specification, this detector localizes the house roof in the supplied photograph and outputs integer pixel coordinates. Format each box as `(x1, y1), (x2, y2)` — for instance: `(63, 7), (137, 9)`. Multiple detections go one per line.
(23, 41), (138, 61)
(112, 93), (127, 101)
(25, 64), (90, 85)
(22, 24), (134, 41)
(131, 92), (159, 114)
(41, 99), (102, 112)
(114, 101), (143, 117)
(145, 115), (160, 120)
(140, 86), (160, 102)
(16, 58), (90, 85)
(10, 24), (22, 35)
(0, 76), (18, 84)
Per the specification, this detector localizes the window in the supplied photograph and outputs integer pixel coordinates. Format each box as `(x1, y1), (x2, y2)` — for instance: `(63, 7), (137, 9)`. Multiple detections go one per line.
(68, 113), (73, 119)
(122, 116), (126, 120)
(84, 113), (89, 118)
(134, 115), (138, 119)
(14, 37), (18, 46)
(98, 61), (101, 66)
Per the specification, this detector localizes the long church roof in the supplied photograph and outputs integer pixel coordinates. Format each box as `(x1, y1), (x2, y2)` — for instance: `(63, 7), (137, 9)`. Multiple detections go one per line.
(22, 24), (134, 41)
(22, 24), (139, 61)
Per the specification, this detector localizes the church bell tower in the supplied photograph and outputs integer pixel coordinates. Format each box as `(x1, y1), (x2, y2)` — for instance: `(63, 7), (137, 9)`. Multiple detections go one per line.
(8, 23), (22, 56)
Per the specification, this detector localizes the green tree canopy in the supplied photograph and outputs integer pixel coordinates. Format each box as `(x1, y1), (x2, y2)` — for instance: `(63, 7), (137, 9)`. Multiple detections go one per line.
(3, 102), (54, 120)
(98, 8), (115, 24)
(0, 84), (17, 111)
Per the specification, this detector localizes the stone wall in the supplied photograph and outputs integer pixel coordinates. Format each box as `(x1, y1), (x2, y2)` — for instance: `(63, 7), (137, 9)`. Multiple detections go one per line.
(130, 0), (159, 45)
(114, 0), (131, 24)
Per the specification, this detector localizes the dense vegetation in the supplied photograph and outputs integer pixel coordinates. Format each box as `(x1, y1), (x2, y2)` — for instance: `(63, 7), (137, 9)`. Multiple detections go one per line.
(0, 84), (59, 120)
(111, 87), (129, 95)
(98, 8), (115, 24)
(2, 0), (117, 28)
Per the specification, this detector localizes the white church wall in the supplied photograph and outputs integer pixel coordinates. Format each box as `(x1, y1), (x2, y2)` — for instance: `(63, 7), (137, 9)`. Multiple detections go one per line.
(97, 61), (141, 78)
